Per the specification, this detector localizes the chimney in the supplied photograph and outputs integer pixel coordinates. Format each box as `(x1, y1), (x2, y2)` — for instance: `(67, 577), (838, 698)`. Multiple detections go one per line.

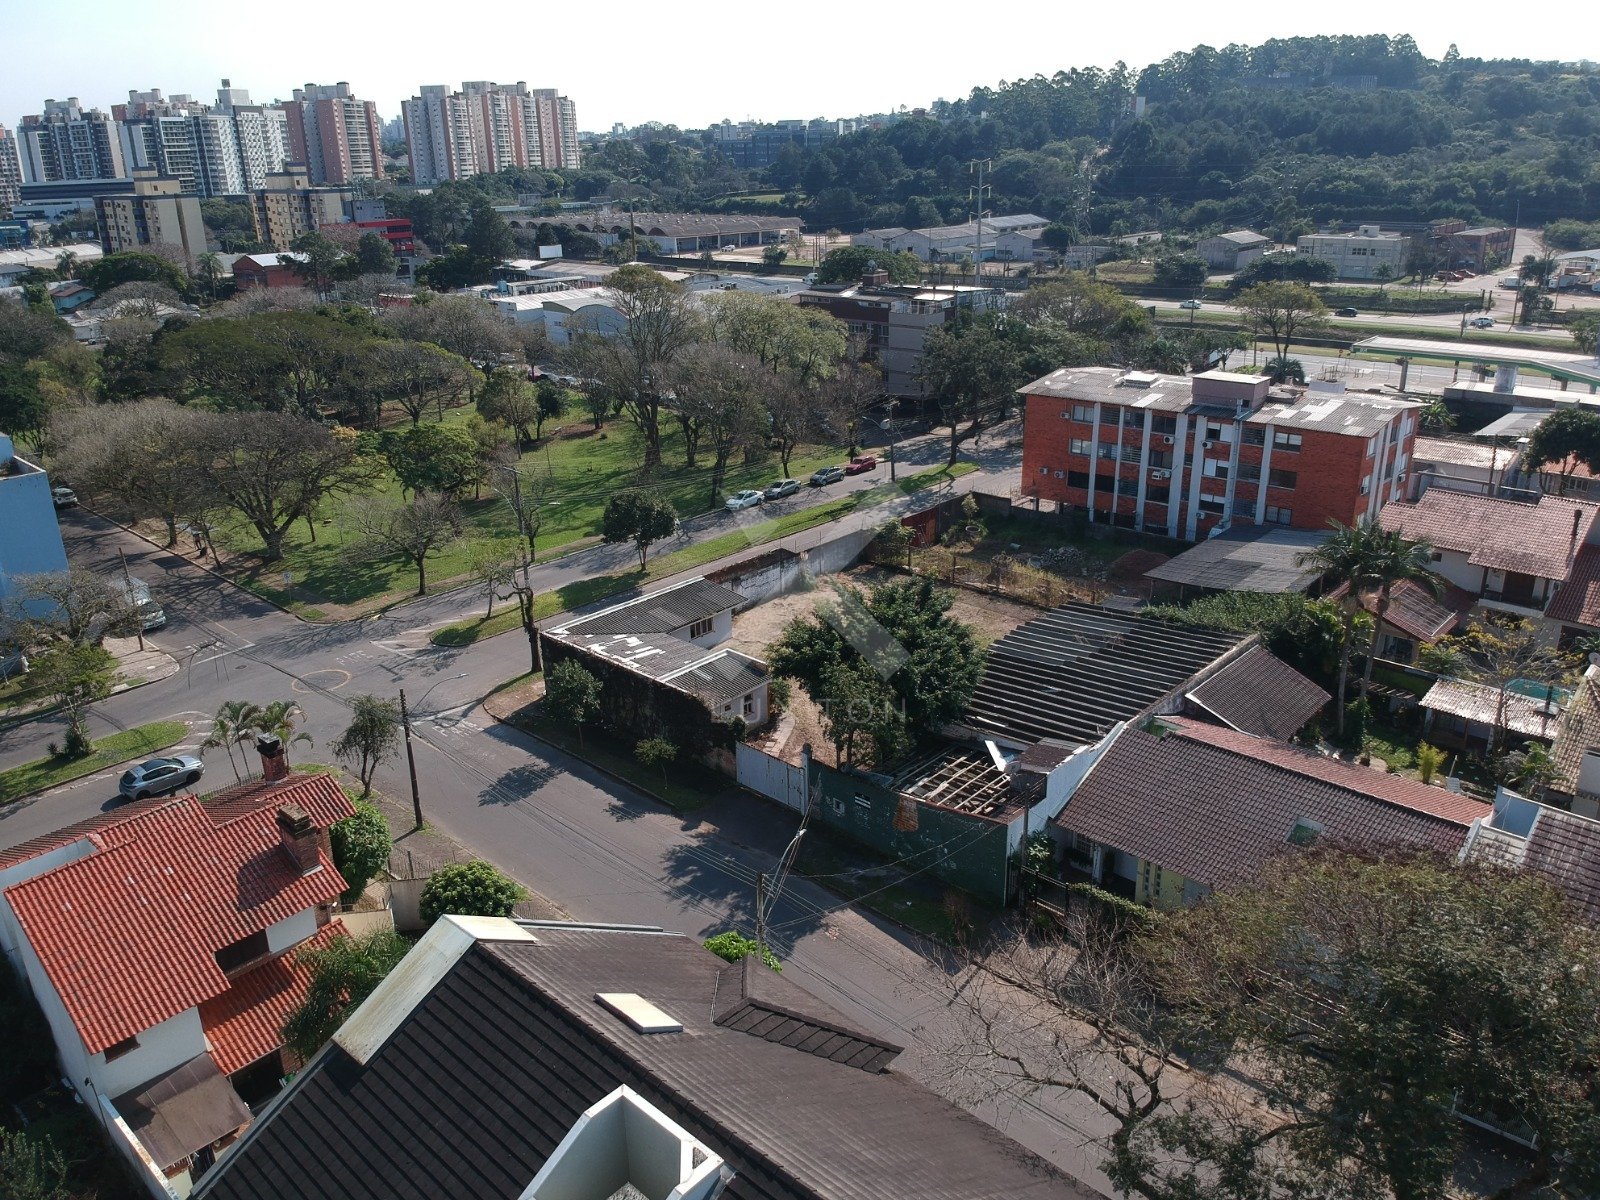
(257, 732), (289, 783)
(276, 804), (321, 874)
(861, 261), (888, 288)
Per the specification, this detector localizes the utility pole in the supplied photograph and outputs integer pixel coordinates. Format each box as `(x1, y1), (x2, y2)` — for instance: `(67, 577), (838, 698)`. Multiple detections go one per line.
(117, 548), (146, 652)
(968, 158), (991, 285)
(398, 688), (424, 829)
(754, 872), (767, 953)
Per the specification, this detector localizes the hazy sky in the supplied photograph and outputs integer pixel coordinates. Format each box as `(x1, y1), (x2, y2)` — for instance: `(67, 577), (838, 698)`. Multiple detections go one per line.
(0, 0), (1574, 134)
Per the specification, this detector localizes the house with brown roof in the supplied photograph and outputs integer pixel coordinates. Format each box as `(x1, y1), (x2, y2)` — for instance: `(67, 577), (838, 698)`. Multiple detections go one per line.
(1052, 716), (1488, 907)
(1419, 677), (1567, 755)
(0, 740), (356, 1198)
(1380, 490), (1600, 641)
(1462, 789), (1600, 923)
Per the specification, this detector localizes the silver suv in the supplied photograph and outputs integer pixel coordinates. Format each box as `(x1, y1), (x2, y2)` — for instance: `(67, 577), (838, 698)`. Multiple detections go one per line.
(118, 755), (203, 801)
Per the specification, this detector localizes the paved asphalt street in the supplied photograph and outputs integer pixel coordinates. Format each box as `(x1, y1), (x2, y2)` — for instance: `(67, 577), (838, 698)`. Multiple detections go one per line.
(0, 434), (1112, 1186)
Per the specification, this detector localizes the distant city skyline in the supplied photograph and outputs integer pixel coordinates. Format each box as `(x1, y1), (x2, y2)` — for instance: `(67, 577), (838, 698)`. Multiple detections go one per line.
(1, 1), (1577, 138)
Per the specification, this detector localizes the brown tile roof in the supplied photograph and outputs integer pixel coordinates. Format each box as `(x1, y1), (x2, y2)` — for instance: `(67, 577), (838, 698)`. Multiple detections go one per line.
(199, 924), (345, 1075)
(1549, 668), (1600, 794)
(1421, 678), (1564, 741)
(1546, 544), (1600, 628)
(1054, 718), (1484, 889)
(1328, 578), (1473, 643)
(2, 776), (351, 1054)
(1185, 646), (1329, 740)
(1379, 491), (1597, 581)
(1465, 803), (1600, 923)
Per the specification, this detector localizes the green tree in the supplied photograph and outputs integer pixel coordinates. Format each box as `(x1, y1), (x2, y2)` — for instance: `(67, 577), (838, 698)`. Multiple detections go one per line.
(1572, 312), (1600, 356)
(27, 643), (117, 757)
(202, 698), (260, 783)
(769, 577), (983, 739)
(383, 423), (481, 497)
(463, 202), (515, 264)
(1143, 848), (1600, 1200)
(282, 929), (410, 1060)
(251, 699), (314, 759)
(634, 735), (677, 782)
(0, 1128), (74, 1200)
(703, 930), (781, 972)
(81, 251), (188, 296)
(194, 250), (225, 302)
(1041, 223), (1075, 253)
(1521, 408), (1600, 495)
(1236, 281), (1328, 362)
(1152, 253), (1207, 288)
(761, 244), (788, 267)
(534, 378), (567, 438)
(1417, 397), (1456, 433)
(419, 859), (527, 924)
(1355, 526), (1441, 705)
(329, 800), (392, 904)
(815, 245), (922, 284)
(331, 695), (401, 798)
(545, 658), (603, 748)
(1296, 519), (1378, 735)
(817, 658), (906, 767)
(600, 489), (677, 569)
(477, 369), (541, 446)
(287, 230), (354, 298)
(355, 231), (398, 277)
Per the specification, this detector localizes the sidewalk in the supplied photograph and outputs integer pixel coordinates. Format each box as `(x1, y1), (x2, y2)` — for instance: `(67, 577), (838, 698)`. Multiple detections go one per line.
(0, 636), (180, 725)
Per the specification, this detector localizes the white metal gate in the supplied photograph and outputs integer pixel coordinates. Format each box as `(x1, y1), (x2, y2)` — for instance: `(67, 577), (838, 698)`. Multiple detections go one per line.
(736, 743), (807, 813)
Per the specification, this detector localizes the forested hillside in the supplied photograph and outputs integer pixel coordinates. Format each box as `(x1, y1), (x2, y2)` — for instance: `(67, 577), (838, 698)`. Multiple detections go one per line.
(387, 35), (1600, 244)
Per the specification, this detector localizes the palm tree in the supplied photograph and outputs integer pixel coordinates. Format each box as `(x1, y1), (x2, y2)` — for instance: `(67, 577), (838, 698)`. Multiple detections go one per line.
(1356, 527), (1443, 707)
(195, 252), (223, 303)
(201, 700), (263, 783)
(1297, 519), (1376, 735)
(55, 250), (79, 280)
(251, 699), (313, 764)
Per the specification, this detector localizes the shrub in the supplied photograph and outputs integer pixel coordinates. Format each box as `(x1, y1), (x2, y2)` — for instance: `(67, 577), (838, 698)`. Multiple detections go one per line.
(1066, 882), (1160, 937)
(869, 519), (914, 566)
(329, 801), (392, 906)
(634, 736), (677, 781)
(282, 929), (410, 1060)
(419, 860), (527, 925)
(703, 930), (781, 972)
(1416, 742), (1446, 785)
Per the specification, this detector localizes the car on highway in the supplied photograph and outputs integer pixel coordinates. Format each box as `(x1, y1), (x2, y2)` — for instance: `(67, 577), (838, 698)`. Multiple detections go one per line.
(763, 478), (801, 500)
(844, 455), (879, 475)
(51, 485), (78, 508)
(809, 465), (845, 487)
(1469, 316), (1496, 329)
(118, 755), (203, 801)
(1334, 307), (1359, 317)
(724, 489), (764, 512)
(1178, 299), (1202, 310)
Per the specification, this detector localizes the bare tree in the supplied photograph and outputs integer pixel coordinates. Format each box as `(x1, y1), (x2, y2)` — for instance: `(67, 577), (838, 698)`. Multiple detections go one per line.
(667, 345), (769, 502)
(816, 359), (885, 455)
(369, 340), (474, 426)
(4, 569), (143, 647)
(384, 295), (515, 392)
(465, 539), (519, 618)
(348, 493), (465, 596)
(53, 400), (212, 547)
(563, 264), (701, 470)
(194, 412), (372, 561)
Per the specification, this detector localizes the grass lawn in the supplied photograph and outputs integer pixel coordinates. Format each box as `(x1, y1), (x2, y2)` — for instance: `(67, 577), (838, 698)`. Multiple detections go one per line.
(0, 671), (51, 714)
(0, 720), (188, 803)
(508, 704), (726, 812)
(433, 491), (877, 647)
(896, 462), (977, 494)
(212, 406), (851, 616)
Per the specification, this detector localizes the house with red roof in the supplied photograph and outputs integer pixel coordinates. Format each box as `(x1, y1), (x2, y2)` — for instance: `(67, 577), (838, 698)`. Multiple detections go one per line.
(0, 741), (356, 1198)
(1052, 716), (1490, 907)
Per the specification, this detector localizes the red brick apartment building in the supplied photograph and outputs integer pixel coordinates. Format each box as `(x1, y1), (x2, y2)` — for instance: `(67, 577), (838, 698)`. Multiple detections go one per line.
(1020, 367), (1421, 541)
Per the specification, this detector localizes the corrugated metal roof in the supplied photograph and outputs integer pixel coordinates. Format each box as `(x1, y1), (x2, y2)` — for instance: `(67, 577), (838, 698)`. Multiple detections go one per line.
(560, 576), (745, 636)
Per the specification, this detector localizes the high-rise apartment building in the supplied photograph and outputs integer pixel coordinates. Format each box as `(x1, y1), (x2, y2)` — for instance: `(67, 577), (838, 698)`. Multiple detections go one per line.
(117, 111), (244, 198)
(0, 126), (23, 212)
(281, 83), (383, 185)
(250, 164), (354, 249)
(96, 168), (206, 267)
(215, 80), (292, 191)
(403, 81), (578, 183)
(18, 99), (127, 183)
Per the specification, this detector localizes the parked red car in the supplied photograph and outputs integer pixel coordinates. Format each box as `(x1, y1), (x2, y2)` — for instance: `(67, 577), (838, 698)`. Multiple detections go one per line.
(844, 455), (878, 475)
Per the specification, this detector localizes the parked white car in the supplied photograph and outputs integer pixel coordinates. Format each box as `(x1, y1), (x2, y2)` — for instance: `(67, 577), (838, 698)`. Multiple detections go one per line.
(725, 490), (764, 512)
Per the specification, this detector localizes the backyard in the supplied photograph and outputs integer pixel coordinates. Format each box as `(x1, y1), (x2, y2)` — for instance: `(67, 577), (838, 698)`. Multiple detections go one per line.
(204, 403), (853, 618)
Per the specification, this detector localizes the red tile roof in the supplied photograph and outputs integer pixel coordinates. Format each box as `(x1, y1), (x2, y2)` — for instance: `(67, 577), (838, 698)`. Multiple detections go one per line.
(1546, 544), (1600, 628)
(1380, 491), (1596, 581)
(201, 924), (345, 1074)
(1185, 646), (1329, 741)
(1054, 718), (1486, 890)
(1, 775), (352, 1055)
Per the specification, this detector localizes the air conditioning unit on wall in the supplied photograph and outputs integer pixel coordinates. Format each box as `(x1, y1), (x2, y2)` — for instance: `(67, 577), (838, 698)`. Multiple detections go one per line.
(1162, 435), (1175, 445)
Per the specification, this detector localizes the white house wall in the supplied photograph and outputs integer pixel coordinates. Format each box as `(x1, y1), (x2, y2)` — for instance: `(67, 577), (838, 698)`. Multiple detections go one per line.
(92, 1007), (207, 1098)
(264, 907), (318, 955)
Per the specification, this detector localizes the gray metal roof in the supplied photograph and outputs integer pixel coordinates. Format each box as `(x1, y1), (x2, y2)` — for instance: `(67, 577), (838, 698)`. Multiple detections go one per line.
(960, 602), (1246, 748)
(547, 631), (710, 680)
(560, 577), (746, 636)
(1144, 526), (1330, 594)
(193, 927), (1090, 1200)
(668, 650), (767, 703)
